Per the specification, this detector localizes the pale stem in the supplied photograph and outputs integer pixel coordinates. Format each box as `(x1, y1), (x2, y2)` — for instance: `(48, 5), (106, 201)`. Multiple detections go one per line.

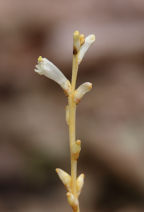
(71, 55), (78, 91)
(68, 54), (79, 211)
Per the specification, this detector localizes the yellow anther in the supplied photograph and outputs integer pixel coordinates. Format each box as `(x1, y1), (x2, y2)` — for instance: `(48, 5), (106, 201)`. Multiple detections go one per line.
(38, 56), (43, 63)
(80, 34), (85, 46)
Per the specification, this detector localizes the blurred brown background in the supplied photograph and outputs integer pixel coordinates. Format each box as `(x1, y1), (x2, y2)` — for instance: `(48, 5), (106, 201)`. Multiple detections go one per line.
(0, 0), (144, 211)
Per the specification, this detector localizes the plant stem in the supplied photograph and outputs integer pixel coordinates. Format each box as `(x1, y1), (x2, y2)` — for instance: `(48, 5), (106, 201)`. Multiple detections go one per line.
(71, 55), (78, 91)
(68, 54), (79, 211)
(69, 95), (77, 195)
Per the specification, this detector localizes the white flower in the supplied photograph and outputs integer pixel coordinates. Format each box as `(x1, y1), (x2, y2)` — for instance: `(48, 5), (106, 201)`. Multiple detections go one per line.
(78, 34), (95, 64)
(35, 56), (71, 94)
(74, 82), (92, 103)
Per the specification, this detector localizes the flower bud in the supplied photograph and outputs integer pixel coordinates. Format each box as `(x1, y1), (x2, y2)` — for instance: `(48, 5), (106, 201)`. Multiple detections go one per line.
(76, 173), (85, 196)
(80, 34), (85, 46)
(73, 30), (80, 55)
(74, 82), (92, 104)
(35, 56), (71, 94)
(78, 34), (95, 64)
(56, 168), (71, 191)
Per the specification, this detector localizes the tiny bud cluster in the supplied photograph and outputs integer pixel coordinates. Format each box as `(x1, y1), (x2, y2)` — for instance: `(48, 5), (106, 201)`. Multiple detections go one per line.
(56, 168), (85, 198)
(73, 31), (95, 65)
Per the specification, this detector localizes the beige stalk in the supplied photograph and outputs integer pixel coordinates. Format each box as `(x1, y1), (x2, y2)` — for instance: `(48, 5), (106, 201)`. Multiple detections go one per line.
(57, 31), (95, 212)
(67, 31), (85, 212)
(35, 30), (95, 212)
(69, 44), (79, 211)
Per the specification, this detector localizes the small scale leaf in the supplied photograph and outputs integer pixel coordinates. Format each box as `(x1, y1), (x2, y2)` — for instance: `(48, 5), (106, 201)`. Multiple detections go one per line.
(76, 173), (85, 196)
(72, 140), (81, 160)
(66, 192), (78, 210)
(56, 168), (71, 192)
